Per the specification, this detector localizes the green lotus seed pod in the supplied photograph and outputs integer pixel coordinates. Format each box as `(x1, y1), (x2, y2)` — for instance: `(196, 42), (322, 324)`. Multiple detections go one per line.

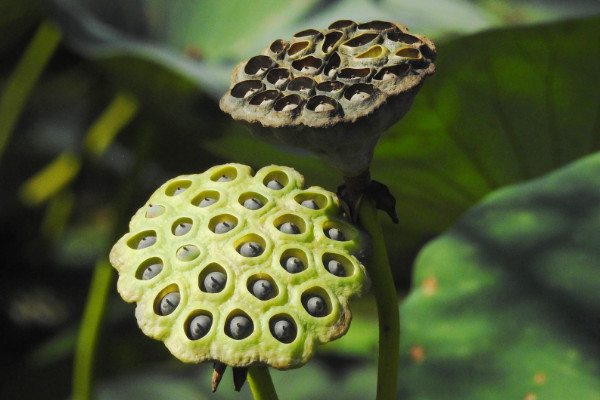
(220, 21), (436, 177)
(109, 163), (369, 370)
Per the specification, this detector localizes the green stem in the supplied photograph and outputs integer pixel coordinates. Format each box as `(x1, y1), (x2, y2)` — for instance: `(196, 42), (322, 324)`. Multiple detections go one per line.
(0, 20), (61, 164)
(247, 366), (279, 400)
(358, 197), (399, 400)
(72, 259), (113, 400)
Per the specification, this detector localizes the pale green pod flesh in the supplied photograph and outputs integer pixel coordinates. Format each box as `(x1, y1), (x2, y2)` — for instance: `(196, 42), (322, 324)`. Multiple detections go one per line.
(110, 163), (370, 369)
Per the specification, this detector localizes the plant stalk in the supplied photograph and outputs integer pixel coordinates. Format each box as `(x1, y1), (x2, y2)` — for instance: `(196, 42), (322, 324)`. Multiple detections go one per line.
(358, 196), (399, 400)
(247, 366), (279, 400)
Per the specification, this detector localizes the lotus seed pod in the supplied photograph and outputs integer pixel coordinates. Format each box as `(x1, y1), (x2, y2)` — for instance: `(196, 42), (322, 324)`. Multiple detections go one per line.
(220, 20), (436, 177)
(326, 259), (346, 277)
(203, 272), (227, 293)
(109, 163), (369, 370)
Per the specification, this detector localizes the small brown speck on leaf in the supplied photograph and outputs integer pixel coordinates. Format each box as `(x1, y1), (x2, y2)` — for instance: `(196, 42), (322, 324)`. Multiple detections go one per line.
(421, 276), (438, 297)
(524, 393), (537, 400)
(534, 372), (547, 385)
(410, 345), (425, 363)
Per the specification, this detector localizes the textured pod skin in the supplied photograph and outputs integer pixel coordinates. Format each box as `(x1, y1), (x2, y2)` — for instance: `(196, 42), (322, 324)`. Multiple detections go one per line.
(110, 164), (370, 369)
(220, 20), (436, 176)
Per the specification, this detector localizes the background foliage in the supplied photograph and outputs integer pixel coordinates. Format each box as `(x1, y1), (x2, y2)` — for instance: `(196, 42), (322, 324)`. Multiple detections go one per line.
(2, 1), (599, 399)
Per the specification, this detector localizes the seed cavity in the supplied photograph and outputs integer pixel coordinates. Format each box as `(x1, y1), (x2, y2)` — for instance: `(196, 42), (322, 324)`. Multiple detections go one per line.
(158, 291), (180, 316)
(227, 314), (253, 340)
(250, 278), (276, 300)
(278, 222), (300, 234)
(142, 263), (163, 280)
(166, 180), (192, 196)
(146, 204), (165, 218)
(270, 316), (297, 343)
(172, 218), (193, 236)
(187, 313), (212, 340)
(202, 271), (227, 293)
(192, 190), (220, 207)
(283, 256), (304, 273)
(128, 231), (157, 249)
(210, 214), (238, 234)
(176, 245), (200, 261)
(302, 293), (329, 317)
(325, 227), (346, 241)
(238, 242), (263, 257)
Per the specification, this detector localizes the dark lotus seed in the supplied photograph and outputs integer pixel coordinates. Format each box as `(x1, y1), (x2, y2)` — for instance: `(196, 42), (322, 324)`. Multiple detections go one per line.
(229, 315), (253, 339)
(251, 279), (275, 300)
(174, 222), (192, 236)
(203, 271), (227, 293)
(214, 221), (235, 234)
(142, 263), (163, 280)
(278, 222), (300, 234)
(189, 315), (212, 340)
(136, 235), (156, 249)
(243, 198), (263, 210)
(217, 175), (232, 182)
(239, 242), (263, 257)
(300, 199), (319, 209)
(199, 197), (217, 207)
(326, 227), (346, 241)
(326, 259), (346, 277)
(304, 294), (327, 317)
(272, 318), (295, 343)
(266, 179), (283, 190)
(283, 256), (304, 273)
(173, 187), (186, 196)
(159, 292), (180, 315)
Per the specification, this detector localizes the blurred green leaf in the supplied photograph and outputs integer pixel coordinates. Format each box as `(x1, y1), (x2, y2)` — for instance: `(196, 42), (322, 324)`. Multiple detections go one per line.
(398, 152), (600, 399)
(370, 15), (600, 277)
(0, 0), (42, 55)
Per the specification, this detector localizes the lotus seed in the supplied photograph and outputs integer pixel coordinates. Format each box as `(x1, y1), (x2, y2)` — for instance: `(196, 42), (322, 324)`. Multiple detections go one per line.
(136, 235), (156, 249)
(251, 279), (275, 300)
(203, 271), (227, 293)
(142, 263), (163, 280)
(239, 242), (263, 257)
(173, 187), (186, 196)
(199, 197), (217, 207)
(300, 199), (319, 209)
(350, 92), (370, 102)
(217, 175), (232, 182)
(304, 294), (327, 317)
(229, 315), (253, 339)
(281, 103), (298, 112)
(159, 292), (180, 316)
(146, 204), (165, 218)
(174, 222), (192, 236)
(283, 256), (304, 273)
(243, 197), (263, 210)
(315, 103), (335, 112)
(326, 259), (346, 277)
(177, 245), (200, 261)
(214, 221), (235, 234)
(278, 222), (300, 234)
(271, 318), (295, 343)
(189, 314), (212, 340)
(266, 179), (284, 190)
(326, 227), (346, 241)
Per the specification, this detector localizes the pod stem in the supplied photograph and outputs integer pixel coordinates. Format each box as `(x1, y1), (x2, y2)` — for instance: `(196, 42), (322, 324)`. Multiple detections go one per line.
(247, 366), (279, 400)
(358, 196), (399, 400)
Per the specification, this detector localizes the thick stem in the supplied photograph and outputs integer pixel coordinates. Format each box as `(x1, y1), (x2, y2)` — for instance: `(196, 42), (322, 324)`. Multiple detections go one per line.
(247, 366), (279, 400)
(358, 196), (399, 400)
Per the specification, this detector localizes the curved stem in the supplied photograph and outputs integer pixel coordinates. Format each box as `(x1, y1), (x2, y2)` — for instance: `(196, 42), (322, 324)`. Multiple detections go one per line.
(247, 366), (279, 400)
(358, 196), (399, 400)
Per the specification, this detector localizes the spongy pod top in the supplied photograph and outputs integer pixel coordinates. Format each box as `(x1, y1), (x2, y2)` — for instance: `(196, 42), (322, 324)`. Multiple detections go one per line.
(109, 163), (370, 369)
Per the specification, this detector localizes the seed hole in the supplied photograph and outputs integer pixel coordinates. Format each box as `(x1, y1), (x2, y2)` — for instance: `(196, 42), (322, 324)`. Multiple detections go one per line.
(165, 180), (191, 196)
(287, 76), (315, 94)
(306, 96), (338, 112)
(301, 288), (332, 317)
(210, 166), (238, 182)
(338, 67), (371, 80)
(395, 47), (421, 59)
(294, 192), (327, 209)
(356, 44), (386, 59)
(244, 55), (275, 76)
(291, 56), (322, 75)
(172, 218), (193, 236)
(128, 231), (157, 250)
(316, 81), (345, 95)
(288, 41), (309, 57)
(263, 170), (289, 189)
(154, 284), (180, 316)
(225, 311), (253, 340)
(146, 204), (165, 218)
(199, 263), (227, 293)
(249, 90), (281, 107)
(231, 80), (263, 99)
(387, 31), (419, 44)
(328, 20), (356, 30)
(321, 31), (343, 53)
(209, 214), (238, 234)
(358, 20), (396, 31)
(293, 28), (321, 39)
(344, 83), (375, 102)
(280, 249), (308, 274)
(192, 190), (220, 208)
(236, 234), (266, 258)
(323, 53), (341, 78)
(136, 257), (164, 280)
(322, 253), (355, 277)
(343, 33), (378, 48)
(266, 68), (290, 86)
(186, 311), (213, 340)
(373, 64), (410, 81)
(273, 94), (302, 112)
(176, 245), (200, 261)
(248, 275), (278, 300)
(269, 39), (287, 56)
(239, 192), (267, 210)
(269, 315), (297, 343)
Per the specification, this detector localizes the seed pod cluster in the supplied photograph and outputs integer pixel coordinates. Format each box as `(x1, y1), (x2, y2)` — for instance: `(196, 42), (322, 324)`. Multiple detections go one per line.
(110, 164), (370, 369)
(220, 20), (436, 176)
